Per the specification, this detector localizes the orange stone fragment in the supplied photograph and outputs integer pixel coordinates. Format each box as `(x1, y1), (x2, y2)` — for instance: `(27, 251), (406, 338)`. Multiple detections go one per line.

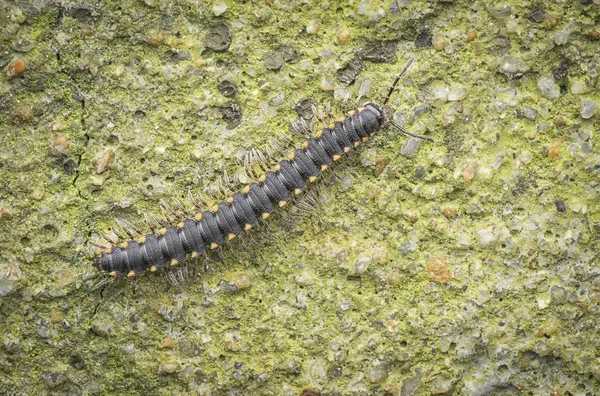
(427, 257), (451, 284)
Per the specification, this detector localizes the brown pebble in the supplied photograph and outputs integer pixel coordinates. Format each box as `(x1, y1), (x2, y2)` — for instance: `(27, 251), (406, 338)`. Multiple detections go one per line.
(160, 362), (178, 374)
(588, 28), (600, 40)
(233, 273), (252, 289)
(536, 322), (558, 337)
(428, 219), (437, 229)
(52, 119), (65, 131)
(7, 58), (26, 78)
(0, 208), (9, 221)
(462, 166), (475, 182)
(441, 112), (455, 126)
(365, 187), (381, 200)
(375, 156), (390, 176)
(8, 104), (33, 124)
(51, 135), (69, 156)
(548, 140), (562, 160)
(554, 117), (566, 128)
(159, 337), (174, 349)
(377, 250), (390, 263)
(542, 13), (558, 29)
(466, 31), (477, 41)
(426, 257), (451, 284)
(96, 149), (115, 173)
(337, 27), (351, 45)
(57, 268), (74, 287)
(442, 208), (457, 219)
(148, 30), (166, 46)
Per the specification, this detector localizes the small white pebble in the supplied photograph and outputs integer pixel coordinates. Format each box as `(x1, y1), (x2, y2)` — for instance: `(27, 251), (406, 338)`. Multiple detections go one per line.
(320, 75), (334, 91)
(570, 79), (588, 95)
(306, 20), (319, 35)
(554, 31), (569, 45)
(432, 85), (448, 102)
(537, 76), (560, 100)
(505, 19), (523, 35)
(354, 258), (371, 275)
(212, 1), (227, 16)
(519, 151), (532, 164)
(55, 32), (69, 46)
(448, 86), (468, 101)
(432, 33), (445, 50)
(581, 99), (596, 119)
(537, 294), (550, 309)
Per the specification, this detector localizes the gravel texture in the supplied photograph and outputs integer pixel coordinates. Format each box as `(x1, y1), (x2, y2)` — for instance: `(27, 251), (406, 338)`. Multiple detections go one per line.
(0, 0), (599, 394)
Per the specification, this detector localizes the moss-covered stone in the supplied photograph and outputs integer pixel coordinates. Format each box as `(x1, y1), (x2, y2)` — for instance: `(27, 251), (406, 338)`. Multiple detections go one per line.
(0, 0), (599, 394)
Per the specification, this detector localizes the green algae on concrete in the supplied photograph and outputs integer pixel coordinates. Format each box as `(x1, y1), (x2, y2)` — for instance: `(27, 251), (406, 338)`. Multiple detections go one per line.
(1, 0), (599, 394)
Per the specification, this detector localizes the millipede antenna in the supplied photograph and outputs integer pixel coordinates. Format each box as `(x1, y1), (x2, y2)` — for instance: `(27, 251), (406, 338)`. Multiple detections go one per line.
(391, 121), (435, 143)
(383, 58), (414, 106)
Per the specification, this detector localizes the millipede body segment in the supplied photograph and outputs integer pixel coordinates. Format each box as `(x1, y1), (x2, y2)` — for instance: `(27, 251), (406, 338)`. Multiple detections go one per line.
(93, 104), (384, 277)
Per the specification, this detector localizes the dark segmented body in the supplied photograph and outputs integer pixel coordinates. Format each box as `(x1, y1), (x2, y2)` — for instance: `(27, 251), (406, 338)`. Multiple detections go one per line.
(93, 104), (384, 277)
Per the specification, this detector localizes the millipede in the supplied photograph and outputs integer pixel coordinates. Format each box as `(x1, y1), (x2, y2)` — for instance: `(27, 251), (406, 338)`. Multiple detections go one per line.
(91, 58), (432, 280)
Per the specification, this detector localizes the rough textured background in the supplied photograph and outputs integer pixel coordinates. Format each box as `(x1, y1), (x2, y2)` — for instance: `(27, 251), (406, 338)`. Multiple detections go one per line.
(1, 0), (599, 394)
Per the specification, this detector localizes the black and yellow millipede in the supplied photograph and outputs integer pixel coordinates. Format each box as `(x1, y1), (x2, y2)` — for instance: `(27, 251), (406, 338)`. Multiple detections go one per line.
(92, 58), (431, 279)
